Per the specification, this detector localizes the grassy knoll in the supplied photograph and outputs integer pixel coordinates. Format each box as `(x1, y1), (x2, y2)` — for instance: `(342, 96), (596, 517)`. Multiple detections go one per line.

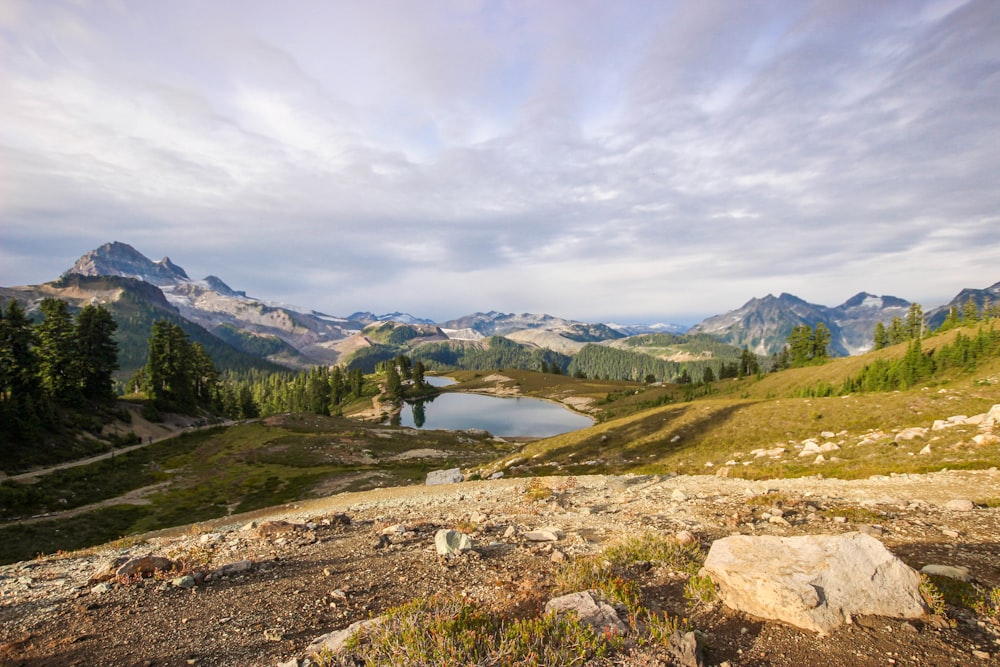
(493, 331), (1000, 481)
(0, 415), (517, 564)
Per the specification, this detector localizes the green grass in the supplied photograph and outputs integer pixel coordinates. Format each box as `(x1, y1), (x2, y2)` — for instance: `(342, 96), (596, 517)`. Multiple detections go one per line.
(0, 505), (151, 564)
(505, 353), (1000, 480)
(1, 415), (517, 563)
(333, 533), (698, 666)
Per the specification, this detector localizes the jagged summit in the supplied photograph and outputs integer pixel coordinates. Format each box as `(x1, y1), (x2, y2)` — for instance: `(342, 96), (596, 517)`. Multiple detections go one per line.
(65, 241), (190, 287)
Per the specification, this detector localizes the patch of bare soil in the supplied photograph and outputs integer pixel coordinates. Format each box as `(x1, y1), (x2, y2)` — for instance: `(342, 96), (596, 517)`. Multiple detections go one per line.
(2, 470), (999, 667)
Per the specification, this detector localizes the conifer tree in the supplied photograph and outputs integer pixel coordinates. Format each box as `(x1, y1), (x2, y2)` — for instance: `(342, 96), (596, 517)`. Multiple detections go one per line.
(75, 304), (119, 402)
(905, 303), (924, 339)
(962, 295), (979, 323)
(873, 321), (889, 350)
(36, 298), (79, 404)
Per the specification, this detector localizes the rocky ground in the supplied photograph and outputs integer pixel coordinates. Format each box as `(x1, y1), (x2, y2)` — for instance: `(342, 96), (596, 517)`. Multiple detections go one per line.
(2, 469), (999, 667)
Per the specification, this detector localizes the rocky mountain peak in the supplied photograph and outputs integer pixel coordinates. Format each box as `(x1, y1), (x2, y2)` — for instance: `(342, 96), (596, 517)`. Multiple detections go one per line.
(65, 241), (189, 287)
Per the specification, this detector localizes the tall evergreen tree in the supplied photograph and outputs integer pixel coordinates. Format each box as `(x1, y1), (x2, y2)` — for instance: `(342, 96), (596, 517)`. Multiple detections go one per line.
(887, 316), (907, 345)
(36, 298), (79, 404)
(905, 303), (924, 339)
(873, 321), (889, 350)
(146, 321), (195, 409)
(75, 304), (119, 402)
(962, 295), (979, 323)
(812, 322), (831, 360)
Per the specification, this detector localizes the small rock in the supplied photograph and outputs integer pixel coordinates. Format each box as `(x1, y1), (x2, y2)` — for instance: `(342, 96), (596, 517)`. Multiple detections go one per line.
(264, 628), (285, 642)
(435, 529), (473, 557)
(944, 499), (975, 511)
(545, 590), (627, 635)
(426, 468), (464, 486)
(489, 471), (504, 480)
(671, 489), (688, 502)
(667, 630), (705, 667)
(172, 575), (196, 589)
(895, 427), (928, 444)
(256, 521), (300, 538)
(675, 530), (697, 545)
(502, 525), (517, 540)
(90, 582), (113, 595)
(918, 444), (932, 455)
(524, 528), (562, 542)
(973, 650), (991, 660)
(307, 618), (383, 656)
(381, 524), (407, 536)
(920, 564), (971, 582)
(116, 556), (178, 579)
(551, 549), (566, 563)
(209, 559), (254, 580)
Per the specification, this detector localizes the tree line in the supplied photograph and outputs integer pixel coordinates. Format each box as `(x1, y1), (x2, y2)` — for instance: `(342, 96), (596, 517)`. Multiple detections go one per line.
(1, 298), (120, 462)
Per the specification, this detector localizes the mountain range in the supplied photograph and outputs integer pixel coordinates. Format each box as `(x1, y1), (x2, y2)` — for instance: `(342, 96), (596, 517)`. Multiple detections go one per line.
(2, 242), (997, 375)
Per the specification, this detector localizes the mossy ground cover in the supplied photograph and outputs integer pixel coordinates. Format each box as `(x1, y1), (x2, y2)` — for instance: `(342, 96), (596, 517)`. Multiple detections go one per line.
(0, 415), (517, 563)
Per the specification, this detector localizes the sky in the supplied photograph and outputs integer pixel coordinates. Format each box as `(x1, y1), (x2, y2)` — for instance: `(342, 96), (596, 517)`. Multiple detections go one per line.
(2, 0), (999, 325)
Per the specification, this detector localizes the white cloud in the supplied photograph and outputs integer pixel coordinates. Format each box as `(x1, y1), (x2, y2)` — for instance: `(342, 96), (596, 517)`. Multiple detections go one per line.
(1, 0), (998, 323)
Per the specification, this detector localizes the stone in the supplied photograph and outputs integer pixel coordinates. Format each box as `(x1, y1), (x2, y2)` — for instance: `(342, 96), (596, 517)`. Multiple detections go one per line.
(666, 630), (705, 667)
(700, 532), (926, 634)
(90, 582), (113, 595)
(982, 404), (1000, 429)
(264, 627), (285, 642)
(524, 527), (563, 542)
(256, 521), (300, 538)
(675, 530), (697, 545)
(172, 575), (196, 589)
(489, 471), (504, 480)
(90, 556), (130, 583)
(435, 529), (473, 557)
(116, 556), (178, 579)
(895, 427), (927, 444)
(671, 488), (688, 501)
(919, 444), (932, 455)
(209, 559), (254, 580)
(307, 617), (383, 656)
(921, 564), (971, 582)
(945, 499), (975, 511)
(544, 590), (628, 635)
(426, 468), (464, 486)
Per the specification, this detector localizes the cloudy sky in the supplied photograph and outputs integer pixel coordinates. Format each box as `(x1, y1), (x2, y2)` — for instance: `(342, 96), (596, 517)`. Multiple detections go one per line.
(2, 0), (998, 325)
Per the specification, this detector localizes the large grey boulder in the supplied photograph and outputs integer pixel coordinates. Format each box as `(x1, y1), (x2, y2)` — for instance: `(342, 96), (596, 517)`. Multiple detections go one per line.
(544, 590), (628, 635)
(700, 532), (926, 634)
(426, 468), (464, 485)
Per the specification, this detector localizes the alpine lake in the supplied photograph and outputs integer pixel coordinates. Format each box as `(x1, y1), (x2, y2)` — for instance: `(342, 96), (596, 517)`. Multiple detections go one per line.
(389, 376), (594, 437)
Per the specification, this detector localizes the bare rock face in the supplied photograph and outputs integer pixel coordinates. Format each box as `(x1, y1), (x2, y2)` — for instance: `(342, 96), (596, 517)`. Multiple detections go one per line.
(700, 532), (926, 634)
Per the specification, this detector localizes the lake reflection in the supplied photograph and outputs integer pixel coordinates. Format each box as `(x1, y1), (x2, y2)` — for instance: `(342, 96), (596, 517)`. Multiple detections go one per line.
(395, 391), (592, 437)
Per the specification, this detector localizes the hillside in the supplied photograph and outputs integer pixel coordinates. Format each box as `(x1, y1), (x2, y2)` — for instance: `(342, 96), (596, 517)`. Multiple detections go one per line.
(0, 274), (285, 382)
(510, 324), (1000, 481)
